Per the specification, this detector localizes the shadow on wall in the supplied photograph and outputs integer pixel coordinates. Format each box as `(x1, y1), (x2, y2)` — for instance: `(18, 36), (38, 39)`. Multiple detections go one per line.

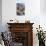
(0, 0), (2, 32)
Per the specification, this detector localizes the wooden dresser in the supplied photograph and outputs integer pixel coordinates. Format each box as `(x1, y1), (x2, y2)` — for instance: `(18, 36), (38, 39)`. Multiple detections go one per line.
(7, 23), (34, 46)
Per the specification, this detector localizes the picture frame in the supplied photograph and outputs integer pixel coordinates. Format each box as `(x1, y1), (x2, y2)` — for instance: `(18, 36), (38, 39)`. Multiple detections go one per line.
(16, 3), (25, 15)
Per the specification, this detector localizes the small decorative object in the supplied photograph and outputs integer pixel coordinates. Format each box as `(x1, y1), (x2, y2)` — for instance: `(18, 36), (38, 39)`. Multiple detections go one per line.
(9, 19), (14, 23)
(25, 20), (30, 23)
(16, 3), (25, 15)
(36, 25), (45, 46)
(14, 19), (19, 23)
(9, 19), (19, 23)
(10, 20), (13, 21)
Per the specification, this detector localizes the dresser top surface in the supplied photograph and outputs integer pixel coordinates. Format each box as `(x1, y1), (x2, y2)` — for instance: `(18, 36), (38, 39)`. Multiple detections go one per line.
(7, 23), (34, 25)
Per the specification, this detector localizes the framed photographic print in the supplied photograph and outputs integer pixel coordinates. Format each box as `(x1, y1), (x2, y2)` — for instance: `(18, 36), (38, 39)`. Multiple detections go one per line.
(16, 3), (25, 15)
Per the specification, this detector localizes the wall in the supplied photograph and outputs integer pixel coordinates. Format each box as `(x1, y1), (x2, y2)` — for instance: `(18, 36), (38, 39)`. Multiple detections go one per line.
(0, 0), (2, 32)
(40, 0), (46, 32)
(2, 0), (46, 46)
(2, 0), (40, 30)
